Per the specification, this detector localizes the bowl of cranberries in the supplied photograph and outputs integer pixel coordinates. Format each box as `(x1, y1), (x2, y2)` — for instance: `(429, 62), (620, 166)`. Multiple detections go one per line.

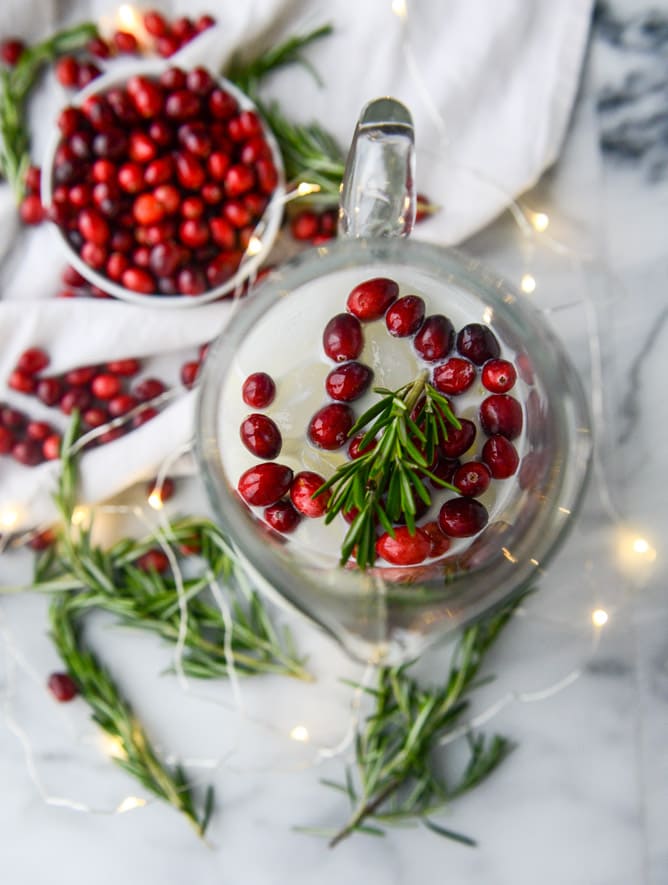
(195, 237), (593, 663)
(41, 60), (284, 306)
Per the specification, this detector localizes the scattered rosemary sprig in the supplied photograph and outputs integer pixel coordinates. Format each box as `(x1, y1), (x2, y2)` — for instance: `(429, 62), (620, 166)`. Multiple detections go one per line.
(319, 595), (523, 848)
(227, 24), (345, 202)
(49, 592), (214, 836)
(315, 372), (461, 568)
(0, 22), (97, 199)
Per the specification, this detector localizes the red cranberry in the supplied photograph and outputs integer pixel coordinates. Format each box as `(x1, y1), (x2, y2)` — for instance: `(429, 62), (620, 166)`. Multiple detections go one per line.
(166, 90), (201, 120)
(0, 426), (14, 454)
(133, 407), (158, 427)
(228, 110), (262, 141)
(238, 462), (294, 507)
(421, 520), (451, 557)
(180, 361), (200, 389)
(118, 162), (144, 193)
(24, 165), (41, 194)
(143, 10), (169, 36)
(60, 388), (91, 414)
(255, 159), (278, 195)
(1, 407), (26, 430)
(210, 217), (235, 249)
(196, 14), (216, 32)
(92, 160), (116, 185)
(432, 357), (476, 395)
(290, 210), (319, 241)
(113, 30), (139, 54)
(36, 377), (63, 406)
(122, 267), (155, 294)
(242, 372), (275, 408)
(87, 36), (111, 59)
(156, 35), (180, 58)
(376, 526), (431, 565)
(481, 359), (517, 393)
(479, 394), (523, 440)
(385, 295), (425, 337)
(308, 403), (354, 450)
(17, 347), (49, 375)
(82, 407), (109, 428)
(130, 79), (164, 118)
(26, 421), (52, 442)
(177, 268), (206, 296)
(134, 377), (166, 401)
(325, 361), (373, 402)
(224, 164), (255, 197)
(65, 365), (96, 386)
(42, 434), (62, 460)
(240, 413), (282, 459)
(20, 194), (44, 225)
(209, 88), (238, 120)
(429, 457), (460, 488)
(453, 461), (491, 497)
(154, 184), (180, 215)
(179, 218), (209, 248)
(482, 435), (519, 479)
(136, 549), (170, 573)
(223, 199), (250, 228)
(147, 476), (175, 503)
(346, 277), (398, 321)
(347, 432), (377, 459)
(172, 16), (196, 42)
(290, 471), (330, 517)
(78, 208), (110, 245)
(264, 500), (300, 534)
(108, 394), (138, 417)
(47, 672), (78, 702)
(0, 38), (25, 66)
(440, 418), (476, 458)
(414, 315), (454, 362)
(323, 314), (363, 363)
(28, 527), (57, 550)
(438, 497), (488, 537)
(8, 370), (36, 393)
(55, 56), (80, 87)
(12, 439), (43, 466)
(91, 373), (121, 400)
(456, 324), (501, 365)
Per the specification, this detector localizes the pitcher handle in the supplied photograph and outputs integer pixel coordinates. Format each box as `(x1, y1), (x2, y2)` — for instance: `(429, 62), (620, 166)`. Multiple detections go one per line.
(338, 97), (416, 240)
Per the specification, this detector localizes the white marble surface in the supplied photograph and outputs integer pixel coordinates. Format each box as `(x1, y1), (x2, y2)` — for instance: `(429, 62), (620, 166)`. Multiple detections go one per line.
(1, 1), (667, 883)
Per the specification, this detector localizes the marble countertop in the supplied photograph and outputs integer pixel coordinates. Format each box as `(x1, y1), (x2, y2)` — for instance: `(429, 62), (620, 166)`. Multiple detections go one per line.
(1, 1), (667, 883)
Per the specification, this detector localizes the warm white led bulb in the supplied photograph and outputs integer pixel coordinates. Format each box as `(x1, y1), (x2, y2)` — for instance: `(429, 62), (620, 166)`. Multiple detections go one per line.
(520, 274), (536, 294)
(289, 724), (309, 742)
(591, 609), (608, 628)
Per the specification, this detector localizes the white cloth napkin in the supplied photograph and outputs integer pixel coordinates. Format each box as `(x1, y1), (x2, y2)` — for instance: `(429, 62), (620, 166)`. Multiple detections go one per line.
(0, 0), (593, 530)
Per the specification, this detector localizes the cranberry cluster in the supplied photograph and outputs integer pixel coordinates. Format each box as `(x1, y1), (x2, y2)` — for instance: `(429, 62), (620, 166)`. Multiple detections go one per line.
(235, 276), (526, 568)
(48, 65), (279, 297)
(290, 208), (337, 245)
(0, 398), (61, 467)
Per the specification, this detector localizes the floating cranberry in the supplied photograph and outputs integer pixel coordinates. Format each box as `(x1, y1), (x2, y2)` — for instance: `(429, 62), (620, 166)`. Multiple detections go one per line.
(136, 548), (170, 573)
(453, 461), (491, 497)
(347, 277), (398, 321)
(376, 526), (432, 565)
(17, 347), (49, 375)
(428, 457), (460, 488)
(482, 435), (519, 479)
(240, 413), (282, 459)
(383, 295), (425, 338)
(325, 361), (372, 402)
(238, 462), (294, 507)
(440, 418), (476, 459)
(308, 403), (354, 450)
(241, 372), (275, 408)
(47, 672), (78, 702)
(323, 314), (363, 363)
(290, 471), (330, 518)
(347, 431), (377, 460)
(414, 315), (454, 362)
(438, 497), (488, 537)
(432, 357), (476, 395)
(481, 359), (517, 393)
(479, 394), (523, 440)
(264, 499), (300, 534)
(421, 520), (451, 557)
(456, 324), (500, 365)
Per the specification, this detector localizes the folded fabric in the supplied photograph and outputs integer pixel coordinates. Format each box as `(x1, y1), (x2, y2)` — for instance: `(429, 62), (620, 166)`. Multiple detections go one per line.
(0, 0), (593, 530)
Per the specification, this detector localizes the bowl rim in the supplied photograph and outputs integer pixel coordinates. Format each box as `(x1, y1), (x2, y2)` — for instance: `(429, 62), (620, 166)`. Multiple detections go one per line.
(41, 57), (286, 309)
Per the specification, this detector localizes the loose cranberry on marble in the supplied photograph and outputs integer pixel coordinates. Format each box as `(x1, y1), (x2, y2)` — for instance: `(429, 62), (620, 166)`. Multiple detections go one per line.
(242, 372), (276, 408)
(238, 462), (294, 507)
(414, 315), (454, 362)
(323, 314), (363, 363)
(240, 413), (282, 459)
(440, 418), (476, 459)
(47, 672), (78, 702)
(438, 497), (488, 538)
(264, 500), (300, 534)
(453, 461), (492, 497)
(290, 471), (330, 518)
(308, 403), (355, 450)
(325, 361), (372, 402)
(479, 394), (523, 440)
(482, 434), (520, 479)
(432, 357), (476, 395)
(346, 277), (399, 321)
(456, 323), (501, 366)
(481, 358), (517, 393)
(17, 347), (49, 375)
(385, 295), (425, 337)
(376, 525), (432, 565)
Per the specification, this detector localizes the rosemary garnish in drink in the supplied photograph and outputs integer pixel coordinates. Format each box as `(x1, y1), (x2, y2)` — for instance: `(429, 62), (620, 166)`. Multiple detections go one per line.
(315, 372), (460, 569)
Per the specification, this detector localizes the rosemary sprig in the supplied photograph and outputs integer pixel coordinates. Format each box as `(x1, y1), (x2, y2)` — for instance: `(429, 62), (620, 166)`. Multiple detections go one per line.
(321, 595), (523, 848)
(49, 593), (214, 837)
(315, 372), (461, 568)
(226, 24), (345, 201)
(0, 22), (97, 199)
(227, 24), (333, 97)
